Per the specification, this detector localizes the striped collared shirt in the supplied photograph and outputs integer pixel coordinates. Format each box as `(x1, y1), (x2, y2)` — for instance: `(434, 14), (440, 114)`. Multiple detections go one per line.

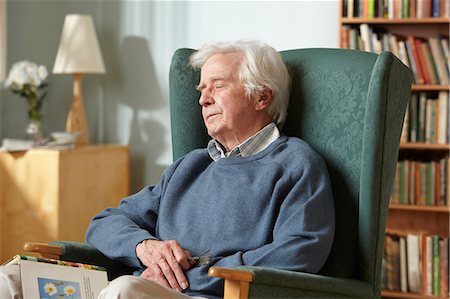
(207, 122), (280, 161)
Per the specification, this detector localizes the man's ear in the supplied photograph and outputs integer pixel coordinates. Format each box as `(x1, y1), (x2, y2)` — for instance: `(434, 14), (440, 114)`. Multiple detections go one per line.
(255, 88), (274, 111)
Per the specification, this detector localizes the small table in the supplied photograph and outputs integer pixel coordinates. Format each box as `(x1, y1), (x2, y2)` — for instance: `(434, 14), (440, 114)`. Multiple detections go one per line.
(0, 144), (130, 262)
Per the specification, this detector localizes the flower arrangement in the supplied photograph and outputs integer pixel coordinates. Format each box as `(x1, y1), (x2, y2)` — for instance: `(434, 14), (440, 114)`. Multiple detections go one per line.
(4, 60), (48, 140)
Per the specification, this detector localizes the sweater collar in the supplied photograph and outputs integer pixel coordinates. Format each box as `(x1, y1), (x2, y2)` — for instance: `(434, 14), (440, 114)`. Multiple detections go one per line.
(207, 122), (280, 161)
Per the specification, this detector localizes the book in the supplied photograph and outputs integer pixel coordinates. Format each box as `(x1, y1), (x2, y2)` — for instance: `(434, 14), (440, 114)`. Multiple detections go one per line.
(398, 40), (411, 68)
(417, 0), (433, 17)
(415, 39), (431, 84)
(408, 36), (426, 84)
(440, 37), (450, 77)
(400, 161), (409, 204)
(420, 41), (439, 85)
(0, 138), (75, 152)
(400, 236), (408, 292)
(406, 234), (421, 293)
(348, 0), (355, 17)
(409, 93), (418, 142)
(391, 162), (400, 204)
(437, 91), (448, 144)
(429, 37), (449, 85)
(433, 235), (441, 296)
(440, 239), (449, 296)
(360, 23), (373, 52)
(422, 234), (433, 295)
(425, 98), (434, 144)
(433, 0), (441, 16)
(385, 235), (401, 291)
(440, 158), (447, 205)
(418, 93), (427, 143)
(411, 0), (418, 17)
(4, 255), (108, 299)
(409, 161), (417, 204)
(405, 38), (422, 84)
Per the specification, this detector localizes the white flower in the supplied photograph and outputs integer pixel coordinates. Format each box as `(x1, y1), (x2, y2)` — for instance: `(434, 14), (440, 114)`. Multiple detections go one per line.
(43, 282), (57, 296)
(64, 285), (76, 295)
(4, 60), (48, 90)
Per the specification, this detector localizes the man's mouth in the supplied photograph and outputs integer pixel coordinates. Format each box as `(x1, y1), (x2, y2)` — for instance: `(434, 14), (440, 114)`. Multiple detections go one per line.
(205, 113), (220, 120)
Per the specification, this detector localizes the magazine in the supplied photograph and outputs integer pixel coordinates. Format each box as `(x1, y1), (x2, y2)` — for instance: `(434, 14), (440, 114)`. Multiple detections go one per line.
(4, 255), (108, 299)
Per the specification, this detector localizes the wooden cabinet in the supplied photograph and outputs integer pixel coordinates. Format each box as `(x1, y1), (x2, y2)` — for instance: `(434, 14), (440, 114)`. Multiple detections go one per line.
(0, 145), (130, 263)
(339, 1), (449, 298)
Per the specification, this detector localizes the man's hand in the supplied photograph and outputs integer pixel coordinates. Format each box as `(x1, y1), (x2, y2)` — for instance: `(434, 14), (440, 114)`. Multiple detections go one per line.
(136, 239), (193, 292)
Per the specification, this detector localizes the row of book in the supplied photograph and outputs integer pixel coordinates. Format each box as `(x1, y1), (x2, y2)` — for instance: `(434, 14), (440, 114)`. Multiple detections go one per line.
(400, 91), (449, 144)
(343, 0), (450, 18)
(382, 233), (449, 297)
(391, 158), (449, 206)
(341, 26), (450, 85)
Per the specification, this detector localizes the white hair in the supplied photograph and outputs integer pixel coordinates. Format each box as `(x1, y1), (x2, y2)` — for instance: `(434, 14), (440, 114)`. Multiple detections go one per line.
(190, 40), (291, 126)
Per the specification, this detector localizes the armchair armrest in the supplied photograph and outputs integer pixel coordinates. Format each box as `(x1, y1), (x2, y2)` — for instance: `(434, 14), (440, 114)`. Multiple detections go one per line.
(208, 266), (377, 298)
(208, 267), (253, 299)
(23, 241), (134, 280)
(23, 242), (62, 259)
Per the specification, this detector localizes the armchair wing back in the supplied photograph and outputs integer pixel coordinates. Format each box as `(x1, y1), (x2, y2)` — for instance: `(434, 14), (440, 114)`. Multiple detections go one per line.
(170, 48), (413, 297)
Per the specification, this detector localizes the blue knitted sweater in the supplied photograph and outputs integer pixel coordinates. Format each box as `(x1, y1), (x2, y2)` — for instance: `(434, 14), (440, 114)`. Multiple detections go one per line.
(86, 135), (335, 298)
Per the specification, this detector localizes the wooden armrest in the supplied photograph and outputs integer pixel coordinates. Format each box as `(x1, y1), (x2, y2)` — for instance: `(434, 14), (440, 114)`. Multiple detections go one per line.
(23, 242), (62, 260)
(208, 267), (253, 299)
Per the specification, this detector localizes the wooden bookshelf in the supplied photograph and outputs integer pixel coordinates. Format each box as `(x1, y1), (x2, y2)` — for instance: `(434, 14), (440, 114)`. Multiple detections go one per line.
(339, 1), (449, 298)
(412, 85), (450, 91)
(341, 17), (450, 24)
(389, 204), (450, 213)
(381, 290), (449, 299)
(400, 142), (450, 150)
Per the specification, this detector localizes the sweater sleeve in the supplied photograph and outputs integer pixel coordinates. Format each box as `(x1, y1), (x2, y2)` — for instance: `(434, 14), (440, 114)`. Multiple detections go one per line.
(85, 159), (183, 269)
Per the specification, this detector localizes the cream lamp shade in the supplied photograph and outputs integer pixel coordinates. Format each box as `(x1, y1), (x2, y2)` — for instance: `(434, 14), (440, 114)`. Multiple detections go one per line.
(53, 14), (105, 74)
(53, 14), (106, 145)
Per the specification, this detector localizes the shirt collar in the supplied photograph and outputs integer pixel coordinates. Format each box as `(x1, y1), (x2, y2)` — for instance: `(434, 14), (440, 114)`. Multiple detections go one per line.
(207, 122), (280, 161)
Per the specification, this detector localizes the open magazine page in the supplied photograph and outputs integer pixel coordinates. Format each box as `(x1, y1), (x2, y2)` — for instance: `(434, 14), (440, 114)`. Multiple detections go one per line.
(6, 255), (108, 299)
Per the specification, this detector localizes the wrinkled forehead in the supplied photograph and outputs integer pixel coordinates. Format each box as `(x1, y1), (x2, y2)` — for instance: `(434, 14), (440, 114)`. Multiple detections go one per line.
(200, 52), (243, 81)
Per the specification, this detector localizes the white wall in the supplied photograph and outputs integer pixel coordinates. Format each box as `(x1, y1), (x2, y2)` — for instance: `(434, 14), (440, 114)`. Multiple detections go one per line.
(3, 0), (339, 192)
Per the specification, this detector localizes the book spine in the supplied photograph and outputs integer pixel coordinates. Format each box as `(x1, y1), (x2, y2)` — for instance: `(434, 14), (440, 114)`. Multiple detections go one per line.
(433, 235), (441, 296)
(440, 238), (449, 296)
(17, 255), (107, 271)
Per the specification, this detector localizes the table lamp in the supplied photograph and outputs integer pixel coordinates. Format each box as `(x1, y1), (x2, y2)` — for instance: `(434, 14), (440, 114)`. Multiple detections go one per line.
(53, 14), (106, 145)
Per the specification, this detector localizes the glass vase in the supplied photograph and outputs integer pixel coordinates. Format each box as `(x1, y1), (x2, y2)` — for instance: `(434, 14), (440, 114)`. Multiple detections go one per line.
(25, 118), (44, 142)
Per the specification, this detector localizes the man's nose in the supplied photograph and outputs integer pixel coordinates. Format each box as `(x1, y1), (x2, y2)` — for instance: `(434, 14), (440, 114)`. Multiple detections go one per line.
(199, 89), (213, 106)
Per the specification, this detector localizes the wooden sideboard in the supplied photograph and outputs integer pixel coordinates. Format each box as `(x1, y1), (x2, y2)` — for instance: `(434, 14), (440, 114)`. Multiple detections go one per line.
(0, 144), (130, 263)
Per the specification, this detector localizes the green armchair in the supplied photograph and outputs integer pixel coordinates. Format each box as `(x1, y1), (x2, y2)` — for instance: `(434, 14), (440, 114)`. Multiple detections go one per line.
(25, 48), (413, 298)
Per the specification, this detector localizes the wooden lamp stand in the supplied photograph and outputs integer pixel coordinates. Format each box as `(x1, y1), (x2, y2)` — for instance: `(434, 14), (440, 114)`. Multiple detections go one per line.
(66, 73), (89, 145)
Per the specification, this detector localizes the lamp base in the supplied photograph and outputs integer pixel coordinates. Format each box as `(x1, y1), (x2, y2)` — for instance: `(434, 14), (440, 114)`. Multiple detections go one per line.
(66, 74), (89, 145)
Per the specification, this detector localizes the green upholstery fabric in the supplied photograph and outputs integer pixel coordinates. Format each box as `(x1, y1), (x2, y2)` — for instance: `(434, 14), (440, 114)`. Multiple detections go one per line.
(169, 48), (413, 298)
(49, 241), (133, 281)
(52, 48), (413, 298)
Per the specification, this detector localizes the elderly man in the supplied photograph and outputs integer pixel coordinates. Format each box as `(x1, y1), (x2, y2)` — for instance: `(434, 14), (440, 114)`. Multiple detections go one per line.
(88, 40), (335, 299)
(0, 40), (334, 299)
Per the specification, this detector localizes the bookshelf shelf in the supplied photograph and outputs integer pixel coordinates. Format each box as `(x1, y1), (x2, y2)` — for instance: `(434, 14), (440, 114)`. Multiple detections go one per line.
(399, 142), (450, 150)
(382, 290), (448, 299)
(342, 17), (450, 24)
(389, 204), (450, 213)
(411, 85), (450, 91)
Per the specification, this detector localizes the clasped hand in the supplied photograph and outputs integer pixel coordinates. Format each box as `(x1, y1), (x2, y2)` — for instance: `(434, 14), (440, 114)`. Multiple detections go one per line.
(136, 239), (194, 292)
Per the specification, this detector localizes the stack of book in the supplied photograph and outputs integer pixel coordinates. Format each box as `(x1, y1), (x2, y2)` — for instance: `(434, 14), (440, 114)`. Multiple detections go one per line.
(343, 0), (450, 19)
(341, 28), (450, 86)
(383, 233), (449, 297)
(401, 91), (449, 144)
(391, 158), (449, 206)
